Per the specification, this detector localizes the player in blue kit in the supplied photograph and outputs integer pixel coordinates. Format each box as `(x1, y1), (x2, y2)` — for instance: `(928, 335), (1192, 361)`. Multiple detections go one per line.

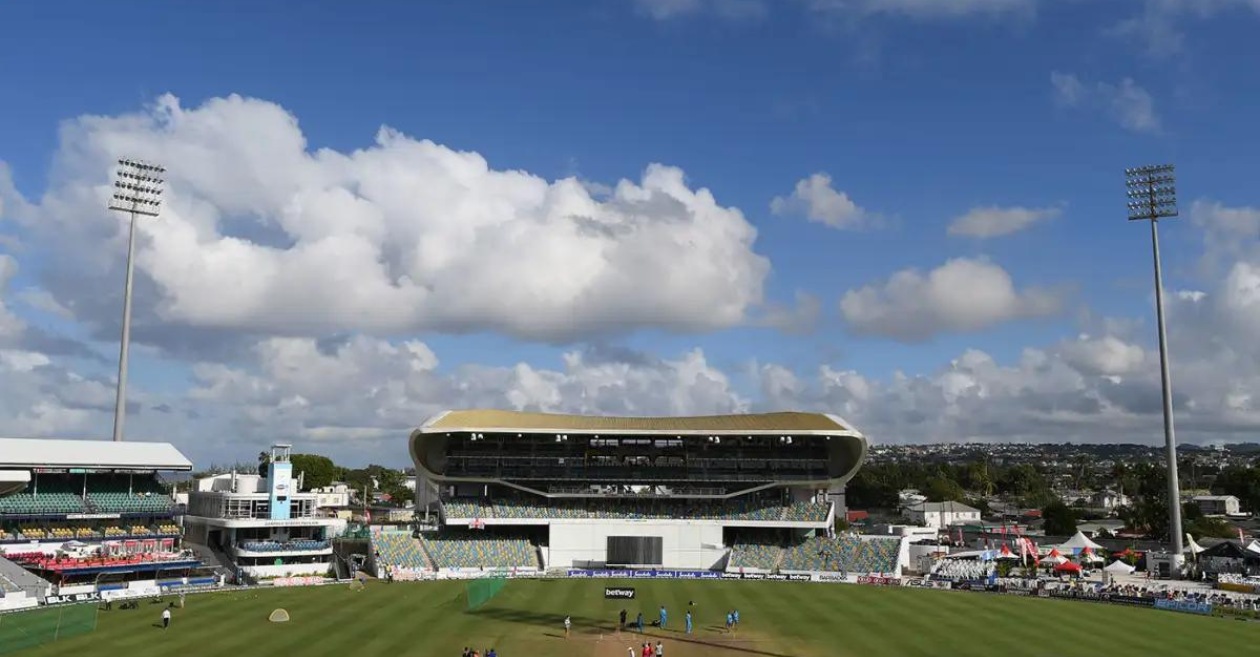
(658, 605), (667, 630)
(684, 609), (692, 634)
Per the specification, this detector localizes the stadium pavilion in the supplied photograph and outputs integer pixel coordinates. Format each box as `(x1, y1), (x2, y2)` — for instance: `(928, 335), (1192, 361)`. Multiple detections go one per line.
(0, 438), (202, 608)
(390, 410), (895, 574)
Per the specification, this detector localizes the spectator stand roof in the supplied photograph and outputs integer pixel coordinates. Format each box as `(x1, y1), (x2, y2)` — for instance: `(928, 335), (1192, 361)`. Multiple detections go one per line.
(410, 410), (870, 491)
(0, 438), (193, 471)
(419, 409), (862, 436)
(0, 470), (32, 496)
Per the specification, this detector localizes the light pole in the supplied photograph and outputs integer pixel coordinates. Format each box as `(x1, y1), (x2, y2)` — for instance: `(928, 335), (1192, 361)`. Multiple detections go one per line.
(1125, 163), (1184, 576)
(107, 159), (165, 442)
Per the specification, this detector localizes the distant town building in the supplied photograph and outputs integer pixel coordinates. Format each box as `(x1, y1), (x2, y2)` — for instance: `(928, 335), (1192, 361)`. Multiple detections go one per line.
(1193, 495), (1242, 517)
(312, 482), (352, 510)
(905, 501), (981, 529)
(1091, 489), (1130, 510)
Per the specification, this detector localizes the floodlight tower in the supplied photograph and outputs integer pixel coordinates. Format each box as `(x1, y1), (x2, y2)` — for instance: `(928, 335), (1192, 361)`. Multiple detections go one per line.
(107, 159), (165, 442)
(1125, 163), (1184, 576)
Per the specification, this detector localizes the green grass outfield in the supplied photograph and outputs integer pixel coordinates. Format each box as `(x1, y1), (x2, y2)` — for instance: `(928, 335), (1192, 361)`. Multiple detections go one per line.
(15, 579), (1260, 657)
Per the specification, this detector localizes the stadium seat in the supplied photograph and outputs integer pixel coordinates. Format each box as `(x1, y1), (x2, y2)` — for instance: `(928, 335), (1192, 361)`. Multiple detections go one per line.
(240, 540), (330, 552)
(371, 532), (433, 570)
(420, 531), (538, 570)
(444, 497), (833, 523)
(779, 536), (900, 574)
(0, 491), (86, 515)
(930, 559), (994, 581)
(728, 542), (784, 570)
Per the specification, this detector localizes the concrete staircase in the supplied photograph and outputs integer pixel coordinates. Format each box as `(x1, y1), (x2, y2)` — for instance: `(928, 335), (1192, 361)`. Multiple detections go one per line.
(0, 554), (51, 598)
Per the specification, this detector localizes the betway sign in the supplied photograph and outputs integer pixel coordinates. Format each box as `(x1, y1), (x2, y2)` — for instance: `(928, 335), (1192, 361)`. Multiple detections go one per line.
(605, 587), (636, 599)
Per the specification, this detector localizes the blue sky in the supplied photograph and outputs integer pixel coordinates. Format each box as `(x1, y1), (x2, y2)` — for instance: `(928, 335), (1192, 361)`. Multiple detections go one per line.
(1, 0), (1259, 467)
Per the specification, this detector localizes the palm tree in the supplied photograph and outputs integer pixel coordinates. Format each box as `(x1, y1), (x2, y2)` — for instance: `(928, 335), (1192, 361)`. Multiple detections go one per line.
(974, 460), (996, 498)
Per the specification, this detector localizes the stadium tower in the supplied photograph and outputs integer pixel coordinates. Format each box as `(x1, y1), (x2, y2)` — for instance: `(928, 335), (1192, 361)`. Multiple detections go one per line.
(405, 411), (870, 572)
(183, 444), (345, 583)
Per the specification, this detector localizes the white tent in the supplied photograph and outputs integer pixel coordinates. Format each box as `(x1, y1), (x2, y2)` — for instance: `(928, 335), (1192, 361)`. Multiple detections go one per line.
(1102, 559), (1136, 585)
(1104, 559), (1135, 574)
(1058, 531), (1103, 551)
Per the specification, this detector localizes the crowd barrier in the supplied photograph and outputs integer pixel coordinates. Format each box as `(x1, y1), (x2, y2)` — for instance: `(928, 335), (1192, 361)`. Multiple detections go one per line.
(1154, 598), (1213, 615)
(937, 580), (1220, 617)
(99, 587), (160, 602)
(272, 576), (324, 588)
(566, 569), (851, 583)
(1219, 582), (1260, 595)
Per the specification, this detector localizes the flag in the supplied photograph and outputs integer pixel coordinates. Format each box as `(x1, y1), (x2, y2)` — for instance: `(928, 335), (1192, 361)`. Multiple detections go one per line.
(1240, 527), (1246, 543)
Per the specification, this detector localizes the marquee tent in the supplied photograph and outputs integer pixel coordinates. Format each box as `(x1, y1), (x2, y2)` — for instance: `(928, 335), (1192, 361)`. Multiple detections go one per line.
(1102, 558), (1135, 585)
(1053, 561), (1082, 574)
(1104, 559), (1135, 574)
(1058, 531), (1103, 551)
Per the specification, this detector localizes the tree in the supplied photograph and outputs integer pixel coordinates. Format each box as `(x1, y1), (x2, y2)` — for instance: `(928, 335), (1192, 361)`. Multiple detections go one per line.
(997, 464), (1049, 501)
(845, 466), (900, 510)
(382, 481), (414, 508)
(291, 454), (339, 490)
(968, 460), (996, 498)
(923, 476), (964, 503)
(1212, 466), (1260, 514)
(1118, 463), (1171, 539)
(1188, 515), (1236, 539)
(1042, 500), (1077, 536)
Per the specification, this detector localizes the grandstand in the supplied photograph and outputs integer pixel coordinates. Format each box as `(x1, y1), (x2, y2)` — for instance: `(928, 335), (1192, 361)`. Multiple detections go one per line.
(0, 438), (197, 604)
(405, 410), (906, 575)
(778, 535), (903, 574)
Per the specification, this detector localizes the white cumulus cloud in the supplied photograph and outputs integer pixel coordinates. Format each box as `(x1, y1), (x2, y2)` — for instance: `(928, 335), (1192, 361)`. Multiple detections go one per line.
(947, 205), (1061, 238)
(1111, 0), (1260, 57)
(9, 94), (771, 344)
(1051, 71), (1161, 134)
(839, 257), (1065, 341)
(770, 173), (876, 230)
(0, 255), (27, 341)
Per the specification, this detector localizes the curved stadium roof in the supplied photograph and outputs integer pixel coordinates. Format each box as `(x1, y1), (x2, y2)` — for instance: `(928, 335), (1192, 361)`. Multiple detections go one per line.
(418, 409), (860, 435)
(410, 410), (869, 491)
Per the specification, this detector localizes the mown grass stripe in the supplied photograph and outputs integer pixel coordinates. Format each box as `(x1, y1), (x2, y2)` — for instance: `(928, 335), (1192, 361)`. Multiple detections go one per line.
(17, 579), (1260, 657)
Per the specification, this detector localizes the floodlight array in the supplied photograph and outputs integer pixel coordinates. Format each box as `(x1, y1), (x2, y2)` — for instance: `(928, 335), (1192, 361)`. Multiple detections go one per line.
(1124, 163), (1174, 176)
(1125, 163), (1178, 221)
(108, 159), (165, 217)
